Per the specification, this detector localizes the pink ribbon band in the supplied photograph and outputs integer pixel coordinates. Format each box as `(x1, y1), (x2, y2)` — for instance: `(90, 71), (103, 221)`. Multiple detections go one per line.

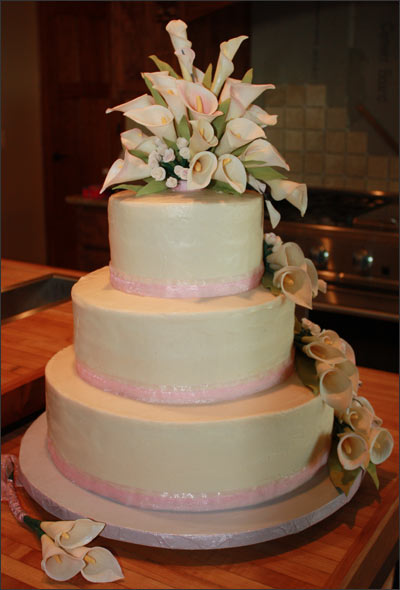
(76, 354), (294, 405)
(109, 264), (264, 298)
(47, 437), (329, 512)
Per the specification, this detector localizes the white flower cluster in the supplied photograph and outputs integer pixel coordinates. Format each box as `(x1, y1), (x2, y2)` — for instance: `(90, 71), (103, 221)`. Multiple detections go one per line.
(298, 321), (393, 472)
(147, 137), (190, 188)
(264, 237), (326, 309)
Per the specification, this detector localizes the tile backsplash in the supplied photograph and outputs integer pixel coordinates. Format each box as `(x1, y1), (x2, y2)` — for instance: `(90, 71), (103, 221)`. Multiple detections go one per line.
(265, 84), (399, 193)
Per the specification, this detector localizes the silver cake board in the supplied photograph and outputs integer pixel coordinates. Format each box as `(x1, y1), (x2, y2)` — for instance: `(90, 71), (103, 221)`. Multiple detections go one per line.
(19, 413), (362, 550)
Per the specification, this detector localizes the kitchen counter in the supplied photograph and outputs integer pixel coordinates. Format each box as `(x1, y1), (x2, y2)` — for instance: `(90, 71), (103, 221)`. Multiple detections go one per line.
(1, 259), (83, 428)
(1, 366), (398, 589)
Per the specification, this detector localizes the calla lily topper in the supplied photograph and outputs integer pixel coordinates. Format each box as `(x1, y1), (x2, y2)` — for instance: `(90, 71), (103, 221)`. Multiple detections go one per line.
(101, 18), (307, 227)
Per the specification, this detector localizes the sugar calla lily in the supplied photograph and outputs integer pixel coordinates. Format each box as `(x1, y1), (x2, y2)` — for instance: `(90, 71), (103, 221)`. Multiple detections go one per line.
(100, 151), (151, 193)
(272, 266), (313, 309)
(244, 104), (278, 127)
(335, 358), (360, 392)
(215, 118), (265, 156)
(240, 138), (289, 170)
(120, 128), (158, 153)
(265, 199), (281, 228)
(145, 72), (187, 123)
(70, 546), (124, 583)
(305, 258), (327, 296)
(319, 330), (356, 364)
(368, 427), (394, 465)
(40, 518), (105, 550)
(343, 400), (374, 436)
(319, 368), (353, 416)
(353, 396), (382, 426)
(106, 93), (154, 114)
(124, 105), (176, 142)
(267, 241), (305, 269)
(247, 174), (266, 194)
(303, 341), (345, 365)
(187, 151), (218, 190)
(213, 154), (247, 194)
(211, 36), (248, 96)
(220, 78), (275, 119)
(40, 534), (84, 582)
(337, 431), (370, 470)
(267, 179), (308, 217)
(165, 20), (193, 80)
(189, 119), (218, 156)
(176, 80), (221, 122)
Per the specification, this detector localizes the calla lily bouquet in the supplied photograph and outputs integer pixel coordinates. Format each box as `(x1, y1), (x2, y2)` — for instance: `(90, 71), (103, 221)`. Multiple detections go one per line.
(293, 318), (394, 495)
(1, 455), (123, 583)
(101, 19), (307, 228)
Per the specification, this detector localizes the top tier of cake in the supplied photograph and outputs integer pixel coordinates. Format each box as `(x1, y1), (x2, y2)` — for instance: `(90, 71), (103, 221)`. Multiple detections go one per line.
(108, 190), (264, 298)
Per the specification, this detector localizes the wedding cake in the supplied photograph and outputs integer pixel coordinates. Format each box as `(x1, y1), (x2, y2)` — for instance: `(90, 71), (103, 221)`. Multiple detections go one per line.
(45, 20), (393, 512)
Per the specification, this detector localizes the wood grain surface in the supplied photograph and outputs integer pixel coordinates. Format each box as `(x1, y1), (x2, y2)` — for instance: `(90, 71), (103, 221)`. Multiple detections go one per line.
(1, 260), (83, 428)
(1, 367), (398, 590)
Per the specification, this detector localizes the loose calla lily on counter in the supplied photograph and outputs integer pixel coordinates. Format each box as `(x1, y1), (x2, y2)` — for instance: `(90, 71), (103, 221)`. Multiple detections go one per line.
(101, 18), (307, 228)
(290, 317), (393, 496)
(1, 454), (123, 583)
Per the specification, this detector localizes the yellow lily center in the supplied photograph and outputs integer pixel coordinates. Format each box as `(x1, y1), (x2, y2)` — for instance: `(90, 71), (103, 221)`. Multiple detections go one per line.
(343, 440), (353, 455)
(231, 131), (242, 139)
(283, 276), (295, 288)
(167, 89), (174, 95)
(161, 116), (167, 124)
(199, 127), (206, 139)
(375, 441), (381, 450)
(194, 161), (203, 172)
(54, 554), (62, 564)
(84, 554), (97, 565)
(196, 95), (204, 113)
(61, 532), (70, 539)
(223, 158), (231, 166)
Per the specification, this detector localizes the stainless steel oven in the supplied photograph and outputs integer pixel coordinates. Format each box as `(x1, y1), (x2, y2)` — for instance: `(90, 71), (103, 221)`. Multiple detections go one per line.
(264, 188), (399, 371)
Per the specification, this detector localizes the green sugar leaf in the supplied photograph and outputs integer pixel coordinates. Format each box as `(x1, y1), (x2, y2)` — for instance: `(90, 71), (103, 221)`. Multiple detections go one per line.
(261, 272), (281, 296)
(209, 179), (241, 195)
(136, 180), (167, 197)
(295, 351), (319, 395)
(242, 68), (253, 84)
(112, 183), (144, 193)
(129, 149), (149, 162)
(177, 116), (191, 142)
(243, 160), (267, 168)
(328, 442), (362, 496)
(142, 74), (168, 108)
(202, 63), (213, 89)
(212, 98), (231, 139)
(148, 54), (180, 78)
(231, 141), (253, 157)
(163, 137), (178, 152)
(247, 166), (287, 182)
(366, 461), (380, 490)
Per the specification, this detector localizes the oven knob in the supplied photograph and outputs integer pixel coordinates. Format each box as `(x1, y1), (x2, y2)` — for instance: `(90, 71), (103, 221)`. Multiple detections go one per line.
(353, 249), (374, 274)
(310, 246), (330, 269)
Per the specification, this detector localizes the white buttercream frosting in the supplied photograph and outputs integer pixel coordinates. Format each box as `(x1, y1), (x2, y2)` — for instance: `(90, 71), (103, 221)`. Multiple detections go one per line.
(46, 346), (334, 498)
(72, 268), (294, 398)
(108, 190), (264, 285)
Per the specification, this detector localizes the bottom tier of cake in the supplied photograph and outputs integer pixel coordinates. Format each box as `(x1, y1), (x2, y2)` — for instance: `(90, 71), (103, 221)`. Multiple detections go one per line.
(46, 346), (334, 512)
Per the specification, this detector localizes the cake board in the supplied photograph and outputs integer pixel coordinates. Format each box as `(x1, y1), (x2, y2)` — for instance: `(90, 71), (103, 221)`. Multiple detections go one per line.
(19, 413), (362, 550)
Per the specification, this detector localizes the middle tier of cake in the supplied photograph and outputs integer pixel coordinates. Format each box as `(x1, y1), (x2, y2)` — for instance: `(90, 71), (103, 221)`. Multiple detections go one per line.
(73, 267), (295, 404)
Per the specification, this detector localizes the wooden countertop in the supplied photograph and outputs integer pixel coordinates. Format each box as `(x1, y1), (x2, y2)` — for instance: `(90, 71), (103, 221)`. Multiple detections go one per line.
(1, 367), (398, 590)
(1, 259), (83, 428)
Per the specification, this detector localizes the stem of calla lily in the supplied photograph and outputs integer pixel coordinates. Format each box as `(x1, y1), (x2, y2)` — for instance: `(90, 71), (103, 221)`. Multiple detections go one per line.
(24, 515), (46, 538)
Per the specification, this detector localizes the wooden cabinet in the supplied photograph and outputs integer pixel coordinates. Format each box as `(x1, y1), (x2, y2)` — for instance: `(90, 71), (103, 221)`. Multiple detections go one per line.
(66, 197), (109, 271)
(39, 1), (250, 270)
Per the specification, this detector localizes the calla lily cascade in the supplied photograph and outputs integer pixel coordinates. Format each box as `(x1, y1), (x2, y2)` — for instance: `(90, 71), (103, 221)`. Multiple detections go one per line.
(102, 19), (306, 228)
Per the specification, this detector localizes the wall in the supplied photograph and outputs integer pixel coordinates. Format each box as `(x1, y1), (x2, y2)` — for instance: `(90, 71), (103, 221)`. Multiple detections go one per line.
(251, 1), (399, 192)
(1, 1), (46, 263)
